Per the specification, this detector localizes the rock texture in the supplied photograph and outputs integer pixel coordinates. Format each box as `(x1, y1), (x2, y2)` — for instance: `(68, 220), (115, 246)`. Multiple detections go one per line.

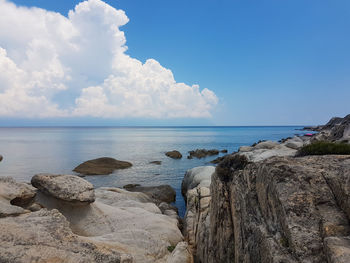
(73, 157), (132, 175)
(182, 166), (214, 258)
(0, 209), (130, 263)
(31, 173), (95, 204)
(185, 155), (350, 263)
(187, 149), (219, 159)
(123, 184), (176, 203)
(0, 177), (36, 217)
(165, 150), (183, 159)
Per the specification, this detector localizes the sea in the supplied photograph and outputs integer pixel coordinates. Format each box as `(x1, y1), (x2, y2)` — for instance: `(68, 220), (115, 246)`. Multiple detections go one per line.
(0, 126), (306, 217)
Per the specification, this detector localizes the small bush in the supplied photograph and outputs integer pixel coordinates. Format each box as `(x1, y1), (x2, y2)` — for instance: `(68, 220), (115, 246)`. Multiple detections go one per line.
(167, 245), (176, 253)
(296, 141), (350, 157)
(216, 154), (249, 182)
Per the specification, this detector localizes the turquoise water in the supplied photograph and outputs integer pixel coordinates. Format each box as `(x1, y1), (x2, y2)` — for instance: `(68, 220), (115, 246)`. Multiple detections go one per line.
(0, 126), (305, 216)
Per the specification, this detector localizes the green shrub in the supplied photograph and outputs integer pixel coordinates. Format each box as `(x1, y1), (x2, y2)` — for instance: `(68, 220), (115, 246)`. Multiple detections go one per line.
(216, 154), (249, 182)
(167, 245), (176, 252)
(296, 141), (350, 157)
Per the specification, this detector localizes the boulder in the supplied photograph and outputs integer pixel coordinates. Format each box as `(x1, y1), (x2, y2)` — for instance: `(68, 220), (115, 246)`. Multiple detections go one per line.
(0, 209), (130, 263)
(165, 151), (182, 159)
(31, 174), (95, 204)
(123, 184), (176, 203)
(283, 136), (304, 149)
(181, 166), (214, 197)
(187, 149), (219, 159)
(0, 177), (36, 217)
(73, 157), (132, 175)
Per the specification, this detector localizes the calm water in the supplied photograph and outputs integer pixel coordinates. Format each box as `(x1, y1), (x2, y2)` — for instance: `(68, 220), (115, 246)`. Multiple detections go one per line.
(0, 126), (305, 216)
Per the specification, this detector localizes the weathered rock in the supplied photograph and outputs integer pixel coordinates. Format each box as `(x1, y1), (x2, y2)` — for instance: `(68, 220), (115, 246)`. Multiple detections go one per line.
(210, 155), (226, 164)
(0, 209), (130, 263)
(123, 184), (176, 203)
(166, 242), (193, 263)
(188, 155), (350, 263)
(221, 149), (228, 153)
(35, 187), (185, 263)
(239, 143), (297, 162)
(181, 166), (214, 197)
(182, 167), (214, 258)
(165, 151), (182, 159)
(187, 149), (219, 159)
(150, 160), (162, 165)
(73, 157), (132, 175)
(31, 174), (95, 204)
(283, 136), (304, 149)
(0, 177), (36, 217)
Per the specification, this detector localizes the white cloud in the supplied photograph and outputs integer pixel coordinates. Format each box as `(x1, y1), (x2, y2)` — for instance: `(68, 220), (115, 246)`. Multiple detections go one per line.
(0, 0), (218, 119)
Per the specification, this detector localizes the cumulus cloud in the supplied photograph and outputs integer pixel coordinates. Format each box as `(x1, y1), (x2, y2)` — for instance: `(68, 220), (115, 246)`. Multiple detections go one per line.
(0, 0), (218, 119)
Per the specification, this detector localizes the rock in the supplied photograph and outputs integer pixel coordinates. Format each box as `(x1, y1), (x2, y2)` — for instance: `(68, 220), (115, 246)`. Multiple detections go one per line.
(31, 174), (95, 204)
(209, 156), (226, 164)
(123, 184), (176, 203)
(220, 149), (228, 153)
(181, 166), (214, 197)
(239, 144), (297, 162)
(73, 157), (132, 175)
(0, 209), (130, 263)
(325, 236), (350, 263)
(253, 140), (279, 149)
(0, 177), (36, 217)
(283, 136), (304, 149)
(150, 160), (162, 165)
(187, 149), (219, 159)
(35, 187), (184, 263)
(0, 155), (2, 162)
(188, 155), (350, 262)
(165, 151), (182, 159)
(166, 242), (193, 263)
(238, 145), (254, 152)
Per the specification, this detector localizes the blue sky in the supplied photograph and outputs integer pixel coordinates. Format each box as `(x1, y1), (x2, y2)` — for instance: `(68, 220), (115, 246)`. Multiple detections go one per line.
(2, 0), (350, 126)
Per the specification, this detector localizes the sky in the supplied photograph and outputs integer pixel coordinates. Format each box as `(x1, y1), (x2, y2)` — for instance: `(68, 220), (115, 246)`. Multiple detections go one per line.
(0, 0), (349, 126)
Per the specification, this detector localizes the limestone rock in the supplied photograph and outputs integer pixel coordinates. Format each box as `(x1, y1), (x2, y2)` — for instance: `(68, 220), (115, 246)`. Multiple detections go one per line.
(31, 174), (95, 204)
(73, 157), (132, 175)
(123, 184), (176, 203)
(283, 136), (304, 149)
(0, 209), (130, 263)
(165, 150), (182, 159)
(0, 177), (36, 217)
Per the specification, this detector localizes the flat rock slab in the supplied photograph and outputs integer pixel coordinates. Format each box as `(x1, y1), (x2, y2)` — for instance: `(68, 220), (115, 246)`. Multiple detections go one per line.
(73, 157), (132, 175)
(31, 174), (95, 204)
(0, 209), (128, 263)
(123, 184), (176, 203)
(165, 151), (182, 159)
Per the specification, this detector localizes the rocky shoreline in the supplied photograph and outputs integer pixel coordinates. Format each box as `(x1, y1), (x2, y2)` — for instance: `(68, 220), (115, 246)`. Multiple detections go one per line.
(1, 114), (349, 262)
(181, 114), (350, 263)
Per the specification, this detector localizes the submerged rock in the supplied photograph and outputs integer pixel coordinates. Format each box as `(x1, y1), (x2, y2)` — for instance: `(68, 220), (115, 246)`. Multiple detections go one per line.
(0, 177), (36, 217)
(123, 184), (176, 203)
(165, 151), (182, 159)
(73, 157), (132, 175)
(32, 173), (95, 204)
(150, 160), (162, 165)
(187, 149), (219, 159)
